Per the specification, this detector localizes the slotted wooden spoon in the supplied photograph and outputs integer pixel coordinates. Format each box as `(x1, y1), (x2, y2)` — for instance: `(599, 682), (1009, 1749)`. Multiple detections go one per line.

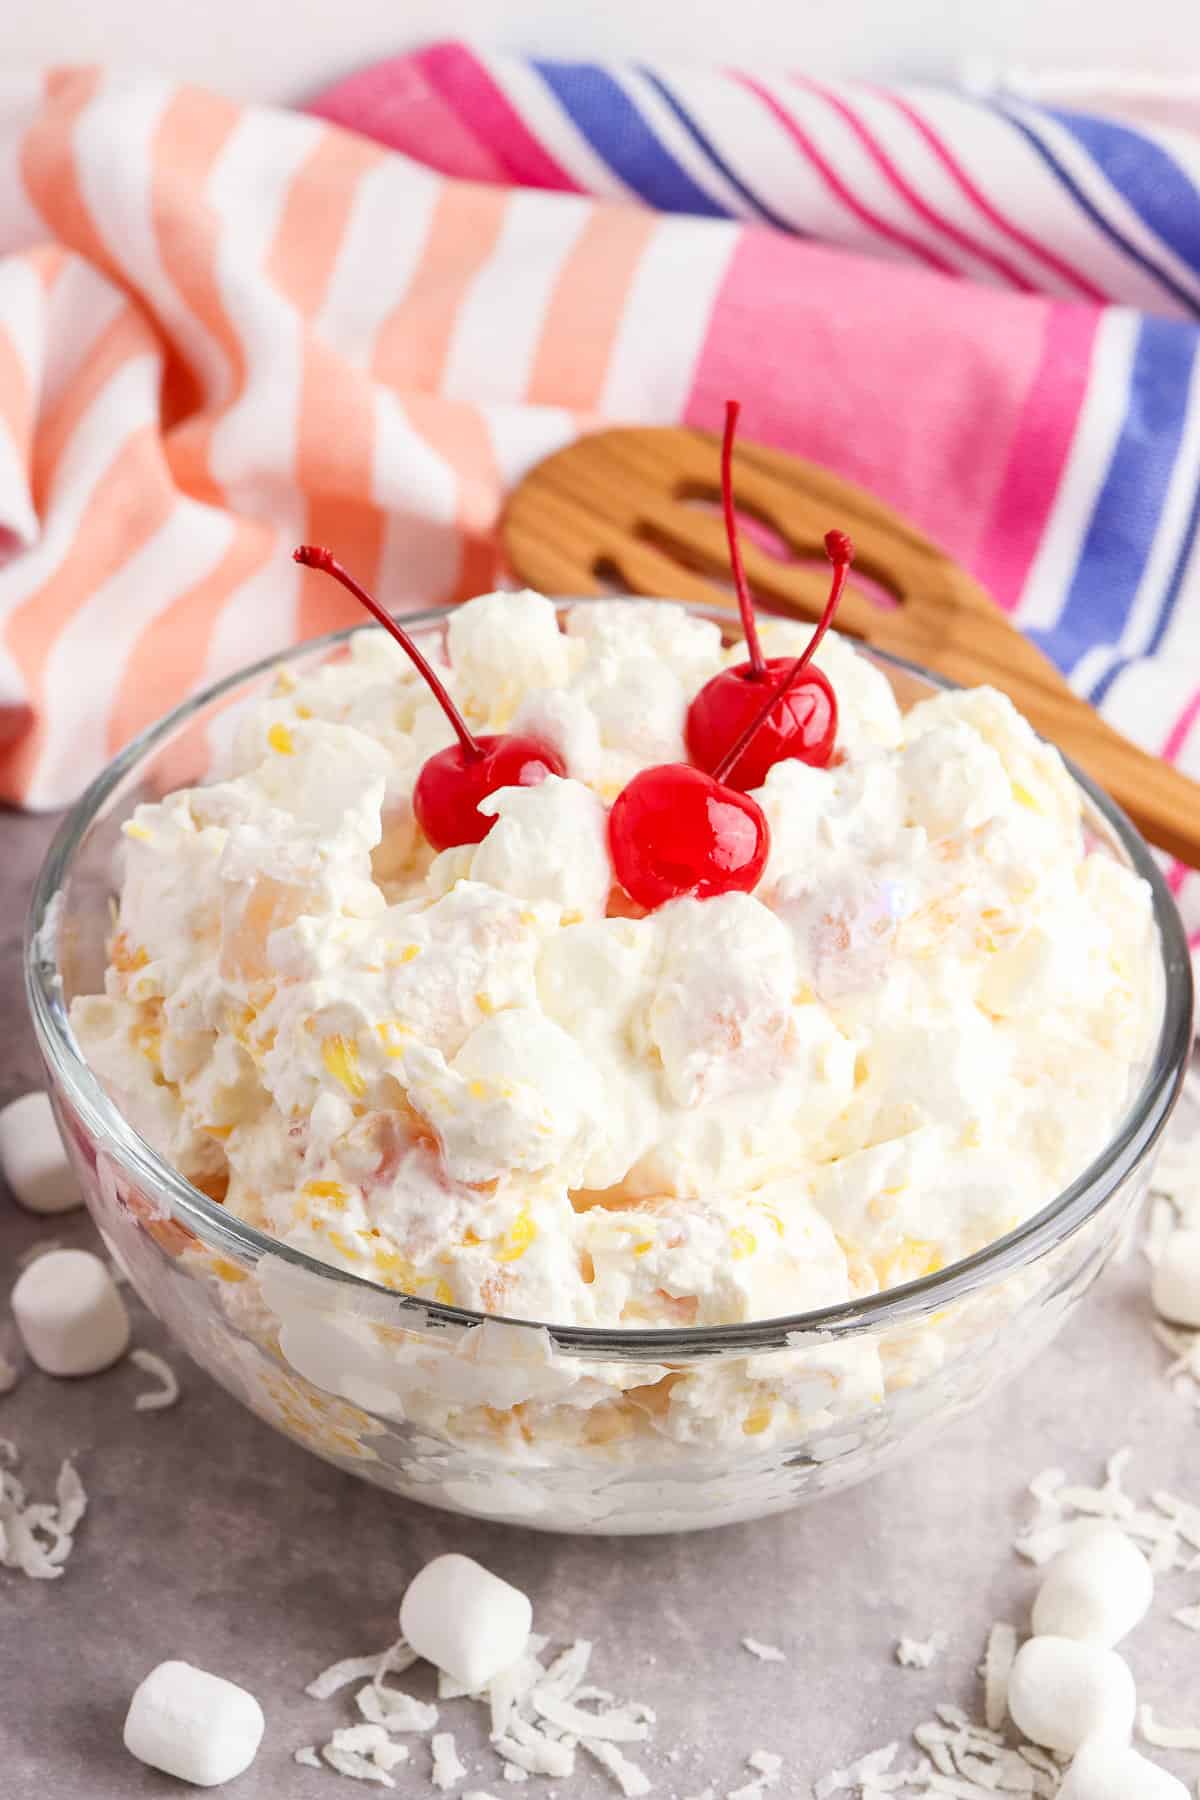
(501, 426), (1200, 866)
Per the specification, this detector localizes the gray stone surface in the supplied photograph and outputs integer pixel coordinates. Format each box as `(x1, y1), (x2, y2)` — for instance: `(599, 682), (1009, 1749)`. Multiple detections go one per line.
(2, 805), (1198, 1798)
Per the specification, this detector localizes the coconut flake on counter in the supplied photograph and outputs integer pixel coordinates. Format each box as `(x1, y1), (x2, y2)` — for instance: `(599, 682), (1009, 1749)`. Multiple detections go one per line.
(580, 1739), (651, 1798)
(129, 1348), (179, 1411)
(306, 1643), (418, 1701)
(1138, 1705), (1200, 1750)
(0, 1449), (86, 1580)
(982, 1622), (1017, 1730)
(432, 1731), (468, 1789)
(295, 1745), (322, 1767)
(740, 1638), (786, 1663)
(896, 1633), (946, 1670)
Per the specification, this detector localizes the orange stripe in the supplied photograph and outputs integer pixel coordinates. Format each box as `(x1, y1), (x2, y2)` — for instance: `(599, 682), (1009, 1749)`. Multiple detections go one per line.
(20, 68), (112, 274)
(295, 336), (386, 635)
(31, 304), (155, 511)
(28, 243), (70, 295)
(262, 126), (388, 631)
(398, 394), (500, 603)
(266, 127), (385, 318)
(525, 206), (657, 410)
(107, 514), (275, 753)
(1, 425), (176, 802)
(149, 87), (244, 504)
(372, 182), (510, 394)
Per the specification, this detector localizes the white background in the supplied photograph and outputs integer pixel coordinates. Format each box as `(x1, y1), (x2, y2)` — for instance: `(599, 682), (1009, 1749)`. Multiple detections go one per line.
(3, 0), (1195, 106)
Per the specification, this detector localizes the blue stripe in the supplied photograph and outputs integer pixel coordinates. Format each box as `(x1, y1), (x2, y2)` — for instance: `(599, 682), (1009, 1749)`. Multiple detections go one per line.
(990, 102), (1200, 319)
(1090, 471), (1200, 706)
(1048, 108), (1200, 284)
(636, 69), (795, 230)
(1029, 315), (1198, 678)
(532, 61), (732, 218)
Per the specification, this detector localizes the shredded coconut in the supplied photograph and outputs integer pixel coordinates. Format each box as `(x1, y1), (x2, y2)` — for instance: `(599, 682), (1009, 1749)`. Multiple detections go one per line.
(129, 1348), (180, 1411)
(356, 1685), (438, 1733)
(1139, 1704), (1200, 1750)
(982, 1623), (1017, 1731)
(740, 1638), (786, 1663)
(308, 1655), (399, 1701)
(0, 1451), (86, 1580)
(581, 1739), (651, 1798)
(295, 1746), (322, 1767)
(896, 1634), (946, 1670)
(432, 1732), (467, 1790)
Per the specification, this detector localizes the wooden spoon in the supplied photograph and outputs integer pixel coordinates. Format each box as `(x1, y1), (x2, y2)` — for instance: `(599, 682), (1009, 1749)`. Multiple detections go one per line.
(501, 425), (1200, 866)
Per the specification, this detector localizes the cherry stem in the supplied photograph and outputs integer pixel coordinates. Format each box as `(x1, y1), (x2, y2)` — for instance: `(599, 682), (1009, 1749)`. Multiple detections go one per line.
(720, 399), (767, 678)
(712, 529), (854, 784)
(293, 545), (481, 760)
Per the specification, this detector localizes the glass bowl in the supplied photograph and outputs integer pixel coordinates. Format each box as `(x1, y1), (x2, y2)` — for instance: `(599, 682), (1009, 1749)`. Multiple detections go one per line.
(25, 605), (1194, 1534)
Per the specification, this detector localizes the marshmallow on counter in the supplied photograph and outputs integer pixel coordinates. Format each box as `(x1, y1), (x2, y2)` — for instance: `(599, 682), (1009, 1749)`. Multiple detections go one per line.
(124, 1660), (264, 1788)
(1059, 1739), (1189, 1800)
(399, 1554), (532, 1690)
(11, 1248), (130, 1376)
(1006, 1636), (1136, 1754)
(0, 1092), (80, 1214)
(1151, 1227), (1200, 1328)
(1031, 1524), (1153, 1647)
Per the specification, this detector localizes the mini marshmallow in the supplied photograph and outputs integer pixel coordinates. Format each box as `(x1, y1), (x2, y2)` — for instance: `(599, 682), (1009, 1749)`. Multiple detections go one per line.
(124, 1659), (265, 1787)
(0, 1092), (80, 1214)
(11, 1249), (130, 1376)
(1006, 1636), (1136, 1754)
(1059, 1739), (1189, 1800)
(1151, 1227), (1200, 1328)
(399, 1554), (532, 1690)
(1031, 1525), (1153, 1647)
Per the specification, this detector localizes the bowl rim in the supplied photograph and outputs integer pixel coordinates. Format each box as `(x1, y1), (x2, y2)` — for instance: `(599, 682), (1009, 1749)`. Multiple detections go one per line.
(25, 601), (1195, 1361)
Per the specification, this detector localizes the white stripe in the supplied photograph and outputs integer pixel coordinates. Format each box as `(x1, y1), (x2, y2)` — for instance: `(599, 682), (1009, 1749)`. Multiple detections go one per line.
(1014, 309), (1138, 633)
(909, 89), (1166, 307)
(600, 214), (737, 421)
(480, 55), (637, 204)
(0, 75), (54, 255)
(204, 108), (321, 507)
(315, 155), (440, 365)
(30, 503), (236, 808)
(40, 257), (128, 416)
(202, 509), (303, 688)
(373, 389), (460, 608)
(0, 256), (44, 548)
(71, 75), (229, 407)
(0, 351), (160, 620)
(442, 189), (590, 406)
(484, 403), (577, 492)
(1006, 101), (1200, 316)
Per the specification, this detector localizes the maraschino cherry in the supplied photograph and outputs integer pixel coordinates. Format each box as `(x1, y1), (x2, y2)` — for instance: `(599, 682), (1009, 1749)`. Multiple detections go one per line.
(293, 546), (565, 851)
(686, 402), (852, 790)
(608, 530), (854, 911)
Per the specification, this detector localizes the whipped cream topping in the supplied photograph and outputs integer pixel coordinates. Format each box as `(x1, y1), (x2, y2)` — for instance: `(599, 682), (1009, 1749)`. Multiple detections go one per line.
(73, 594), (1162, 1349)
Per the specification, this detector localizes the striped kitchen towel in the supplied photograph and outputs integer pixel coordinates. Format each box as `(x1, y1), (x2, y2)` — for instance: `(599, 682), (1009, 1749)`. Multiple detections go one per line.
(2, 51), (1200, 948)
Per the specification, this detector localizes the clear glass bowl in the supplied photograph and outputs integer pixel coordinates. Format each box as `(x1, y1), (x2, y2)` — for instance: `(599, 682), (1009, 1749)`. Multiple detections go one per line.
(25, 606), (1194, 1534)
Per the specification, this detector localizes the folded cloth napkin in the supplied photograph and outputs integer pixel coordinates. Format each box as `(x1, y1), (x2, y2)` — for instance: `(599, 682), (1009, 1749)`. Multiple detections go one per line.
(1, 48), (1199, 944)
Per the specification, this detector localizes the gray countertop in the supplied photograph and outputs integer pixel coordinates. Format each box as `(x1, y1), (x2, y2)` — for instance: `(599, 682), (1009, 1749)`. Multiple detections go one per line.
(3, 805), (1197, 1799)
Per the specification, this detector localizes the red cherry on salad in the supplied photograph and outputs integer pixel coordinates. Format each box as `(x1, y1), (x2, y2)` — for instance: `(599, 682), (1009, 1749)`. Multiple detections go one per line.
(608, 764), (768, 912)
(686, 403), (853, 789)
(704, 528), (854, 791)
(293, 546), (566, 850)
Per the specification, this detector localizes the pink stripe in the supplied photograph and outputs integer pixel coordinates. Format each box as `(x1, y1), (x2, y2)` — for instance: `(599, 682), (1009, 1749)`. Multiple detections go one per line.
(973, 304), (1099, 610)
(1168, 860), (1190, 894)
(792, 76), (1036, 292)
(1188, 924), (1200, 950)
(684, 230), (1048, 570)
(307, 56), (512, 183)
(876, 91), (1107, 305)
(736, 76), (961, 277)
(413, 42), (580, 193)
(1163, 686), (1200, 763)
